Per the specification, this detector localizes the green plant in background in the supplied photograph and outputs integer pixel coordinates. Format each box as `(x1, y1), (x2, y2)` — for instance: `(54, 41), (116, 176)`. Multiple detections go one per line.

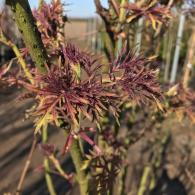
(94, 0), (171, 61)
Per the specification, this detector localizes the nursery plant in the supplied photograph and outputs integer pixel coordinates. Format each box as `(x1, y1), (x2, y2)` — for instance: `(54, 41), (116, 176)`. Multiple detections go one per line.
(0, 0), (195, 195)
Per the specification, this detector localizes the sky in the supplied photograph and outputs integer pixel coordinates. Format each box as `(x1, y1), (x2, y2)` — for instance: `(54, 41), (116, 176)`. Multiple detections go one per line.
(29, 0), (108, 18)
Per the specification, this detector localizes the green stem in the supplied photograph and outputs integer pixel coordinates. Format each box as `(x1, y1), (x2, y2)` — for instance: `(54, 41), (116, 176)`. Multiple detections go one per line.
(64, 130), (88, 195)
(137, 166), (151, 195)
(170, 5), (186, 83)
(135, 17), (144, 55)
(43, 124), (57, 195)
(6, 0), (48, 73)
(44, 159), (57, 195)
(117, 165), (128, 195)
(116, 0), (128, 53)
(0, 31), (34, 84)
(119, 0), (127, 23)
(164, 21), (174, 81)
(12, 43), (34, 84)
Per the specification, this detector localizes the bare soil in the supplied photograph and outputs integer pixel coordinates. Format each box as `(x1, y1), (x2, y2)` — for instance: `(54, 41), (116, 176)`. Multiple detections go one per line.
(0, 86), (195, 195)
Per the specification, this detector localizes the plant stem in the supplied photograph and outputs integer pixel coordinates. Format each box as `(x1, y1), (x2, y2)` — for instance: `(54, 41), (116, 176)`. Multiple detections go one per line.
(117, 165), (128, 195)
(118, 0), (127, 24)
(44, 159), (57, 195)
(116, 0), (128, 53)
(6, 0), (48, 73)
(49, 155), (71, 180)
(135, 17), (144, 55)
(170, 5), (186, 83)
(42, 124), (57, 195)
(0, 31), (34, 84)
(164, 21), (174, 82)
(94, 0), (116, 60)
(12, 43), (34, 83)
(137, 166), (151, 195)
(183, 27), (195, 88)
(64, 130), (88, 195)
(16, 137), (37, 195)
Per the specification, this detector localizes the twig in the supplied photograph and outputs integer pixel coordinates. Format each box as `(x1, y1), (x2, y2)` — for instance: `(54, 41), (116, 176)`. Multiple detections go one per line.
(167, 0), (174, 9)
(116, 0), (128, 53)
(42, 124), (57, 195)
(94, 0), (116, 60)
(183, 27), (195, 88)
(63, 129), (88, 195)
(137, 166), (151, 195)
(16, 137), (37, 195)
(0, 30), (34, 84)
(109, 0), (120, 16)
(49, 154), (72, 180)
(94, 0), (110, 21)
(44, 158), (57, 195)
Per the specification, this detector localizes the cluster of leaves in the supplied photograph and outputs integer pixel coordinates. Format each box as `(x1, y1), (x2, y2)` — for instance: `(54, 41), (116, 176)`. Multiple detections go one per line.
(95, 0), (171, 33)
(94, 0), (173, 62)
(110, 49), (162, 104)
(14, 43), (162, 135)
(125, 0), (171, 30)
(33, 0), (67, 49)
(87, 154), (121, 194)
(19, 46), (116, 132)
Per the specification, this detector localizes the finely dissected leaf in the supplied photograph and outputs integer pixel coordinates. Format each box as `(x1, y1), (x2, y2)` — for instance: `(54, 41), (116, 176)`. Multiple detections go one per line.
(0, 60), (13, 78)
(96, 121), (102, 131)
(34, 112), (51, 134)
(166, 84), (179, 96)
(125, 1), (171, 30)
(88, 154), (121, 194)
(74, 96), (90, 105)
(148, 13), (157, 30)
(81, 159), (92, 170)
(147, 55), (157, 60)
(71, 63), (81, 80)
(127, 15), (137, 23)
(34, 96), (61, 134)
(152, 94), (165, 113)
(80, 107), (93, 121)
(111, 49), (162, 104)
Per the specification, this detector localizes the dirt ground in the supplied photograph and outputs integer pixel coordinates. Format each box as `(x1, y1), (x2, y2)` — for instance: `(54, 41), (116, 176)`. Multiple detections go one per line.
(0, 86), (195, 195)
(0, 86), (76, 194)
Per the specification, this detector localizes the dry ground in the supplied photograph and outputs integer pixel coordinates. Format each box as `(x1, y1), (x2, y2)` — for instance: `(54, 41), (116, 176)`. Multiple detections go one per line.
(0, 86), (195, 195)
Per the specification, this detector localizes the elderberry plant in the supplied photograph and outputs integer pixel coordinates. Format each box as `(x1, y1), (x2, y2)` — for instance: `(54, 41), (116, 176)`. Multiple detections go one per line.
(1, 0), (195, 194)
